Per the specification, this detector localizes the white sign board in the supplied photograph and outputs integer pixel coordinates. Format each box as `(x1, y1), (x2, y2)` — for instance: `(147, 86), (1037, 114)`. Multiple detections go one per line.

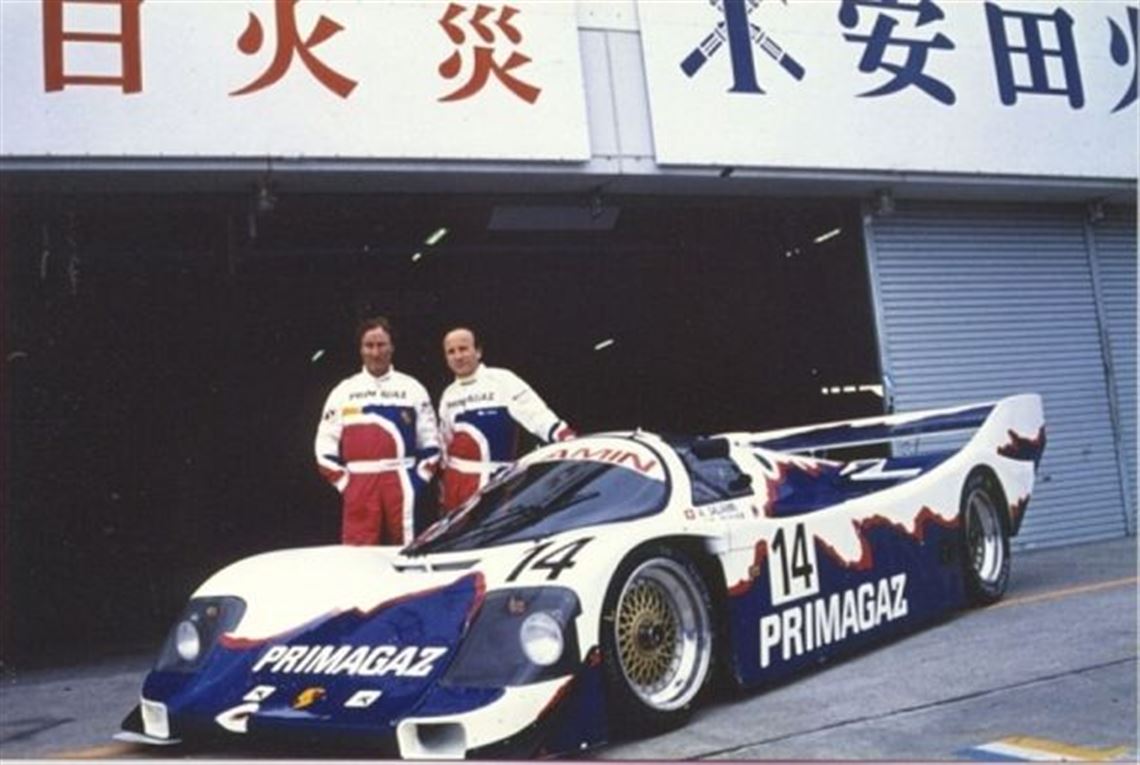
(0, 0), (589, 160)
(637, 0), (1139, 178)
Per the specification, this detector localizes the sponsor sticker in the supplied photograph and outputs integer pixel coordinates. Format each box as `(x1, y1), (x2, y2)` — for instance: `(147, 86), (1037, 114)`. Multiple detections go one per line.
(345, 690), (383, 708)
(696, 501), (746, 521)
(242, 685), (275, 702)
(534, 440), (666, 480)
(759, 573), (909, 668)
(215, 702), (259, 734)
(292, 687), (326, 710)
(252, 644), (448, 677)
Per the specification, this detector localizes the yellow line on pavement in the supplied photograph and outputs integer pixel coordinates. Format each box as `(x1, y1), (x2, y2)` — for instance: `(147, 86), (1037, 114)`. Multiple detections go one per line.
(46, 741), (142, 759)
(997, 734), (1133, 761)
(992, 576), (1138, 609)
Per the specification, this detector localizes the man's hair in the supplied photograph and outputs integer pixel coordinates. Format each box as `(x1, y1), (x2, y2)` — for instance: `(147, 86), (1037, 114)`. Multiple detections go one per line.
(447, 326), (482, 350)
(356, 315), (394, 345)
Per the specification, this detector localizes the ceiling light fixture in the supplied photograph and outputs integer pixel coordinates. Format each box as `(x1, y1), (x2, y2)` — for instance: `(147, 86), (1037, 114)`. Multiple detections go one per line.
(874, 189), (895, 216)
(254, 179), (277, 214)
(1087, 200), (1106, 223)
(813, 228), (841, 244)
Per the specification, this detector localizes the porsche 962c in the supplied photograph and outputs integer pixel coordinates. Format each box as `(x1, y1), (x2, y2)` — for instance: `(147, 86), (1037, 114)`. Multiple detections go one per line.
(120, 394), (1045, 758)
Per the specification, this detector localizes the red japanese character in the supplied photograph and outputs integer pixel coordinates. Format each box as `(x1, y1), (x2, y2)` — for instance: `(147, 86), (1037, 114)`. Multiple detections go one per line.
(231, 0), (356, 99)
(438, 3), (540, 104)
(42, 0), (144, 93)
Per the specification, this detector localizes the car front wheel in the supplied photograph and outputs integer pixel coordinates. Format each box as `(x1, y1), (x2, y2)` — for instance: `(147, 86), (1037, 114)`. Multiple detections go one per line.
(600, 545), (714, 734)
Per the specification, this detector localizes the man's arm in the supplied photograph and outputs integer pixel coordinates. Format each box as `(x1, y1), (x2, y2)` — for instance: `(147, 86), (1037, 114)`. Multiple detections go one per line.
(412, 382), (441, 483)
(437, 389), (454, 464)
(502, 369), (575, 444)
(314, 385), (348, 492)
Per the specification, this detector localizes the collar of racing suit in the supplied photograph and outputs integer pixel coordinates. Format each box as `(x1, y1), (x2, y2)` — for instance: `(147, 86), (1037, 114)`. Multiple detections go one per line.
(455, 363), (486, 385)
(361, 365), (394, 382)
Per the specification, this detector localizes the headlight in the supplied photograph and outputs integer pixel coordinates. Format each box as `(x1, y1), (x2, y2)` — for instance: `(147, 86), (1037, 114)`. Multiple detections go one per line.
(442, 587), (580, 687)
(175, 620), (201, 662)
(155, 596), (246, 673)
(519, 612), (563, 666)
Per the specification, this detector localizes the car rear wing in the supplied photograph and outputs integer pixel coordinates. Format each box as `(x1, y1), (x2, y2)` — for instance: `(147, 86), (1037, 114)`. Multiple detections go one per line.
(718, 394), (1045, 458)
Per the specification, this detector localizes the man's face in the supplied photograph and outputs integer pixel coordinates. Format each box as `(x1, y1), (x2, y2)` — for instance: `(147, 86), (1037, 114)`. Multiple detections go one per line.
(443, 330), (482, 378)
(360, 326), (394, 376)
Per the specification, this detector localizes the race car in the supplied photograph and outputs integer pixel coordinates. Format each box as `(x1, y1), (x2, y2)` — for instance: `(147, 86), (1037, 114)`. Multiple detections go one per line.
(118, 393), (1045, 758)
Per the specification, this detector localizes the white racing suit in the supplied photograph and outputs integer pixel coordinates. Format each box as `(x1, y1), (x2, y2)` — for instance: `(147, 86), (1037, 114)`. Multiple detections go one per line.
(315, 367), (440, 545)
(438, 364), (573, 512)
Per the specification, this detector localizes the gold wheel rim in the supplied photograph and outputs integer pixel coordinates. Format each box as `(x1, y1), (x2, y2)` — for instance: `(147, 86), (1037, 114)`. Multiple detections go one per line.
(616, 578), (680, 689)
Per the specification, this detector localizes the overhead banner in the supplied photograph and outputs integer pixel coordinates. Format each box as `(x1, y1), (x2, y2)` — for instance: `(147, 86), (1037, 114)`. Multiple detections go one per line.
(0, 0), (589, 160)
(637, 0), (1139, 178)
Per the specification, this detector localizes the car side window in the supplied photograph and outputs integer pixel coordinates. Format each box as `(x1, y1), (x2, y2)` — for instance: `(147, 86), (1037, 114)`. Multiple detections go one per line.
(682, 453), (754, 505)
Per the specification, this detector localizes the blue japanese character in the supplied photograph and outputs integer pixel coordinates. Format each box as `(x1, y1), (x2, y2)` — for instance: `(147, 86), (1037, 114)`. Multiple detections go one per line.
(1108, 6), (1137, 113)
(984, 3), (1084, 109)
(680, 0), (806, 95)
(839, 0), (957, 105)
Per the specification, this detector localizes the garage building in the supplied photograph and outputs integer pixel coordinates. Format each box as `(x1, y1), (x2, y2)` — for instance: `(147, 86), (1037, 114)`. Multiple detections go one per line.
(1, 1), (1135, 660)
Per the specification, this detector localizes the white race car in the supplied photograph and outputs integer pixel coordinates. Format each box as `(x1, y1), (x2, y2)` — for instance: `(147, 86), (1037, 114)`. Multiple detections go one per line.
(120, 394), (1045, 759)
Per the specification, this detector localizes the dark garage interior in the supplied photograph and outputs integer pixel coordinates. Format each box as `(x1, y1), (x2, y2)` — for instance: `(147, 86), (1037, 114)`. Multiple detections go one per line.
(2, 191), (882, 666)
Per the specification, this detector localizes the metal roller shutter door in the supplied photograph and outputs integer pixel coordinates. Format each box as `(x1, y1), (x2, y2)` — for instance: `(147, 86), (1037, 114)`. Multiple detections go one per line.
(866, 202), (1129, 549)
(1093, 209), (1137, 532)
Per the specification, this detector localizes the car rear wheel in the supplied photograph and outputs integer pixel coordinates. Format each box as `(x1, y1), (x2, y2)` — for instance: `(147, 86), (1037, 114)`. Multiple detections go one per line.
(600, 545), (714, 734)
(961, 470), (1010, 605)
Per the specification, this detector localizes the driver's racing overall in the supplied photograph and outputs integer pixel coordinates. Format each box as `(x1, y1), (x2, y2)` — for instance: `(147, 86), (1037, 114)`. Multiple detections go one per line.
(315, 367), (440, 545)
(438, 364), (574, 512)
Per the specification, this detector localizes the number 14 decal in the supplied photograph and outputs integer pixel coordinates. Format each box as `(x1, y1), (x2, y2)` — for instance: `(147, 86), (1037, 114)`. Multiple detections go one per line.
(507, 537), (594, 582)
(769, 523), (820, 606)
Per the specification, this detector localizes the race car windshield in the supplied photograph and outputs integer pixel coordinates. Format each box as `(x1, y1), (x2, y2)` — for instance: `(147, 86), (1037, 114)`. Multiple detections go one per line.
(406, 460), (668, 554)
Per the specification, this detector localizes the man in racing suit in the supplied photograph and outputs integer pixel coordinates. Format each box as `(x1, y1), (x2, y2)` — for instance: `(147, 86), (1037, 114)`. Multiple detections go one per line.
(315, 317), (440, 545)
(438, 327), (575, 513)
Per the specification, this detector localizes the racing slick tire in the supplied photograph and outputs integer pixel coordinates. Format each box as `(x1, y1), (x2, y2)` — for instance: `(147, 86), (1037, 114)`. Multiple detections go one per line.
(960, 469), (1011, 605)
(600, 544), (715, 735)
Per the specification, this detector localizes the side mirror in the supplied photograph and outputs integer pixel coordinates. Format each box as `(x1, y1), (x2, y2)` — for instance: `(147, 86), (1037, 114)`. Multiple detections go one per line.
(691, 437), (730, 460)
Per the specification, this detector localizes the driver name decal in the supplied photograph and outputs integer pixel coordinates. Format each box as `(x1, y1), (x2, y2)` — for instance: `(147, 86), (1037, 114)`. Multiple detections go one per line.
(252, 644), (448, 677)
(759, 574), (908, 668)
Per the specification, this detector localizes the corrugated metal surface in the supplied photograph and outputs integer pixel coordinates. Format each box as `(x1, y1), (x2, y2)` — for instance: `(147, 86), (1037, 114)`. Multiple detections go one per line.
(1093, 209), (1137, 531)
(866, 202), (1129, 549)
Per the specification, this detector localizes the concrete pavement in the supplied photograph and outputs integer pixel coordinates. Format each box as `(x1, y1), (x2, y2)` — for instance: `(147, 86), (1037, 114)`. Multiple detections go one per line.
(1, 537), (1135, 761)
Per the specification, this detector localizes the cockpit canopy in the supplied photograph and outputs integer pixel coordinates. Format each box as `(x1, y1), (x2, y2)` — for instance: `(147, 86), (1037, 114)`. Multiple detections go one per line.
(405, 438), (670, 554)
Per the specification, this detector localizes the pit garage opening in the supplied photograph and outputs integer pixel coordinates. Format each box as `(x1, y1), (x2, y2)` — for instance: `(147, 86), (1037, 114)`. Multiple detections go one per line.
(3, 192), (881, 663)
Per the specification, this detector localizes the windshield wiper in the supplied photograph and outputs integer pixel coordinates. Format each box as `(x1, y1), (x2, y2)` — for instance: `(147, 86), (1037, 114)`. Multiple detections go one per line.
(510, 490), (600, 517)
(450, 490), (602, 547)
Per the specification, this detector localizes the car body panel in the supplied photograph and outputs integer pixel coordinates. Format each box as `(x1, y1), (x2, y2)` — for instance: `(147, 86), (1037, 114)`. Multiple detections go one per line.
(122, 394), (1044, 758)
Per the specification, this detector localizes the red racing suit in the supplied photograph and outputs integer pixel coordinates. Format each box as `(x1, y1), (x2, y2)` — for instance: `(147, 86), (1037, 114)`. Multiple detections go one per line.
(438, 364), (573, 512)
(315, 367), (440, 545)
